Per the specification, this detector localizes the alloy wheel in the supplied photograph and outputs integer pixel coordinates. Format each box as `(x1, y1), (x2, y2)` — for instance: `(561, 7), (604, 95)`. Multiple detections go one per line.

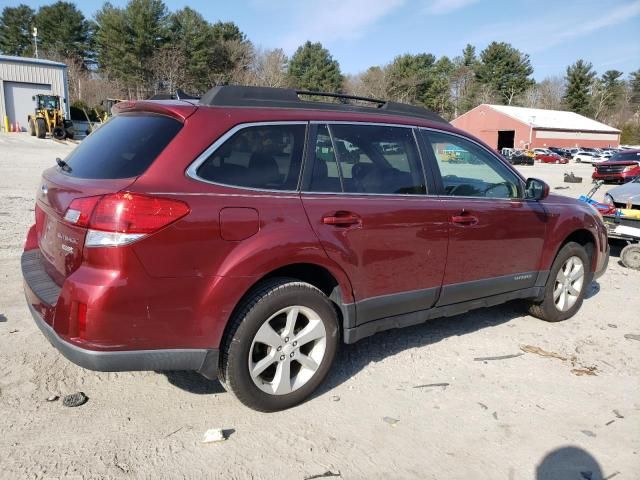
(248, 306), (327, 395)
(553, 256), (585, 312)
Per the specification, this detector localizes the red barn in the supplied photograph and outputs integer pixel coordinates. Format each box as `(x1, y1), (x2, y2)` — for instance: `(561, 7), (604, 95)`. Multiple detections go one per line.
(451, 104), (620, 150)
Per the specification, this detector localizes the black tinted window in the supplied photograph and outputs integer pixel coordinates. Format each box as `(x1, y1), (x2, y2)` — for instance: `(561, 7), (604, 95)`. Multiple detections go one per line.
(197, 124), (306, 190)
(63, 114), (182, 179)
(308, 124), (425, 195)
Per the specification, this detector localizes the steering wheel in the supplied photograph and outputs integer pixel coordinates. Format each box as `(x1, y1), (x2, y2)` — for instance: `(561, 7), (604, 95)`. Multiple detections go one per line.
(483, 181), (514, 198)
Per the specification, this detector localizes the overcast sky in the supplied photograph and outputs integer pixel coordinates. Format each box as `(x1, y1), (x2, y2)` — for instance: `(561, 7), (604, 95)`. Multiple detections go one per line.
(7, 0), (640, 79)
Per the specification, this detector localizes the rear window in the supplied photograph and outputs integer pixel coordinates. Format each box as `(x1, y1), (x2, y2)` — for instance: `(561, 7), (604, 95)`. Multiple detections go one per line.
(611, 151), (640, 161)
(62, 114), (182, 179)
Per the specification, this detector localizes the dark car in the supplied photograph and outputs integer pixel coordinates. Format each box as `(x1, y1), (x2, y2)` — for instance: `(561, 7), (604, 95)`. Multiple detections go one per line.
(592, 150), (640, 183)
(549, 147), (572, 159)
(508, 150), (534, 165)
(22, 86), (609, 411)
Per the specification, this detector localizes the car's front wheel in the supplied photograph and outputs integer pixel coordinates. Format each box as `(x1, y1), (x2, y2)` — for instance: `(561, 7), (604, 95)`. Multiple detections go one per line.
(219, 278), (339, 411)
(529, 242), (592, 322)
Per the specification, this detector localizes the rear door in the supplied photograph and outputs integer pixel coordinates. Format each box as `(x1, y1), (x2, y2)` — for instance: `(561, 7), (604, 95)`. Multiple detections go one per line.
(301, 123), (449, 326)
(419, 129), (547, 305)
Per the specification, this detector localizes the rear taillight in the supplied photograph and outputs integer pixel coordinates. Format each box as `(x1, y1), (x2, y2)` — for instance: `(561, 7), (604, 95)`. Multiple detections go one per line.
(64, 193), (190, 247)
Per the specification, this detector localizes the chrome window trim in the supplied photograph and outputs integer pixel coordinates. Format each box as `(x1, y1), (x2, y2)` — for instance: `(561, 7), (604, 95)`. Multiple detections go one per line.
(310, 120), (415, 128)
(185, 121), (308, 192)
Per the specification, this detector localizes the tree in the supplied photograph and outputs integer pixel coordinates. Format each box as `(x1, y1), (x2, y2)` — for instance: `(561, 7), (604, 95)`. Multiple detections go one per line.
(523, 76), (565, 110)
(94, 0), (169, 98)
(0, 5), (35, 56)
(35, 2), (91, 59)
(628, 69), (640, 111)
(592, 69), (623, 120)
(149, 45), (186, 94)
(476, 42), (534, 105)
(450, 44), (479, 116)
(167, 7), (214, 92)
(287, 41), (343, 92)
(247, 48), (288, 88)
(563, 59), (596, 116)
(386, 53), (436, 103)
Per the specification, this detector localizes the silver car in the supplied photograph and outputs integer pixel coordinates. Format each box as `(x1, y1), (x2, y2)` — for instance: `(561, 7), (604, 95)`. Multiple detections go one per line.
(605, 177), (640, 209)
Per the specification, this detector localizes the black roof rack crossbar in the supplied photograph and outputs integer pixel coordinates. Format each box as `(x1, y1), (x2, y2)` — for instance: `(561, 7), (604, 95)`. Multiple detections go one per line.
(198, 85), (447, 124)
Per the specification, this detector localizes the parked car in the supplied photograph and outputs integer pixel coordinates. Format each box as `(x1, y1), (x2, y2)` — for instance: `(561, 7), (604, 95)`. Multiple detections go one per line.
(604, 176), (640, 209)
(21, 86), (609, 411)
(593, 150), (640, 184)
(534, 149), (568, 164)
(548, 147), (573, 159)
(508, 149), (534, 165)
(574, 151), (606, 164)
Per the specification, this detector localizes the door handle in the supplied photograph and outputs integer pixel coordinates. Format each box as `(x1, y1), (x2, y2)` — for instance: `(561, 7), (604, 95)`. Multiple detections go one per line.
(451, 214), (478, 225)
(322, 212), (361, 226)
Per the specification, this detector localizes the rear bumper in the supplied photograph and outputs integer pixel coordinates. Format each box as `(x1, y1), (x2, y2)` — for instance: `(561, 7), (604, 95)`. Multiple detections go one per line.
(592, 171), (638, 182)
(26, 299), (218, 377)
(22, 249), (219, 379)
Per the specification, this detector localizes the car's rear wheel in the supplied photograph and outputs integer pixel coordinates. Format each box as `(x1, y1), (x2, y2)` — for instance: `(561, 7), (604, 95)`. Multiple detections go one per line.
(219, 278), (339, 412)
(529, 242), (591, 322)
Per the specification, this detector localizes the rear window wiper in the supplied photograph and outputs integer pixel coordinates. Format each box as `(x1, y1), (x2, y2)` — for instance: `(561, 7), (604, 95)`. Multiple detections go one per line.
(56, 157), (72, 173)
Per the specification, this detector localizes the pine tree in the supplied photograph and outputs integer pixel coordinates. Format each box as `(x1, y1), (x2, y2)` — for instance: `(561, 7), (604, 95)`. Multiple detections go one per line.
(287, 41), (343, 92)
(0, 4), (35, 56)
(563, 59), (596, 116)
(476, 42), (534, 105)
(35, 2), (91, 59)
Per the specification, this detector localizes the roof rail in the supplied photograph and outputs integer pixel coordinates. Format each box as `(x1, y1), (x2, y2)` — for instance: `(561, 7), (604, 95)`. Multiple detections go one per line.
(198, 85), (447, 123)
(147, 89), (201, 101)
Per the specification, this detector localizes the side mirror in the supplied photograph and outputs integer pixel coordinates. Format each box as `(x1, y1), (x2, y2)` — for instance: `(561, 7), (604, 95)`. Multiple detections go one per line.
(525, 178), (550, 200)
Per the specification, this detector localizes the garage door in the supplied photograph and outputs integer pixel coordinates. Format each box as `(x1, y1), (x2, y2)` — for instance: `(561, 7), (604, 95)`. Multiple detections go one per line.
(3, 82), (51, 132)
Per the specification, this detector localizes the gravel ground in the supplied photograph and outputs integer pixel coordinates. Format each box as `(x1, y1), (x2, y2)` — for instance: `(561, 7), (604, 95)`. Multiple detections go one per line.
(0, 133), (638, 480)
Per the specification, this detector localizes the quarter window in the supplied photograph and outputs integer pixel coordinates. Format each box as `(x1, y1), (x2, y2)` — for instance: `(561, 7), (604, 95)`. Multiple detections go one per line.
(196, 124), (306, 190)
(423, 131), (521, 199)
(308, 124), (426, 195)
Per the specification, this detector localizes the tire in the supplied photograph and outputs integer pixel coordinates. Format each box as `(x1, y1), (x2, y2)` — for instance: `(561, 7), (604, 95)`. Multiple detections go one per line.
(28, 118), (36, 136)
(52, 127), (66, 140)
(219, 278), (339, 412)
(65, 129), (75, 140)
(529, 242), (592, 322)
(621, 244), (640, 270)
(35, 118), (46, 138)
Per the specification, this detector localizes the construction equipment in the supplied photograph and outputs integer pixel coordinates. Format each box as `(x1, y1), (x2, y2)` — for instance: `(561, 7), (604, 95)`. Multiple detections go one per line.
(97, 98), (124, 123)
(27, 94), (74, 140)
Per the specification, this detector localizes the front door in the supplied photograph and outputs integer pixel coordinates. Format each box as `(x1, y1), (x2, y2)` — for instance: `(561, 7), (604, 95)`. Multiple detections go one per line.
(420, 129), (548, 305)
(301, 123), (449, 325)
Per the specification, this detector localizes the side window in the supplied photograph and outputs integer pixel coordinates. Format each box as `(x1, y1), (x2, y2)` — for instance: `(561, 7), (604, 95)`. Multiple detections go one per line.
(196, 124), (306, 190)
(424, 131), (521, 199)
(308, 125), (342, 192)
(310, 124), (425, 195)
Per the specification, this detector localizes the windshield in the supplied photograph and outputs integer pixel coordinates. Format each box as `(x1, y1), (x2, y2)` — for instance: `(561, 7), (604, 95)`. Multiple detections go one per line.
(38, 95), (59, 110)
(611, 151), (640, 161)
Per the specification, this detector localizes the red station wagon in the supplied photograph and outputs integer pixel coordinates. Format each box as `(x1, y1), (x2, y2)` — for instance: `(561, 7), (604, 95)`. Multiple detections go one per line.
(22, 86), (609, 411)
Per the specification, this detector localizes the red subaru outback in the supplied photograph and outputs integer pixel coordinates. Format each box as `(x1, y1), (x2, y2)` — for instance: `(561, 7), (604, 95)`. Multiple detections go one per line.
(22, 86), (609, 411)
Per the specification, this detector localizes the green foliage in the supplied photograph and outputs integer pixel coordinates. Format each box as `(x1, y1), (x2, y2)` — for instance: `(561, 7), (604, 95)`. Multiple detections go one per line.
(167, 7), (214, 92)
(288, 41), (343, 92)
(95, 0), (169, 95)
(630, 70), (640, 109)
(620, 122), (640, 145)
(0, 4), (35, 56)
(35, 1), (91, 59)
(563, 59), (596, 116)
(476, 42), (534, 104)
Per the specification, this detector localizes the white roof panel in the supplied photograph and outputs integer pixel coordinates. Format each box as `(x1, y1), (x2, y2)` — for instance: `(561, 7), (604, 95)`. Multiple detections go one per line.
(487, 104), (620, 133)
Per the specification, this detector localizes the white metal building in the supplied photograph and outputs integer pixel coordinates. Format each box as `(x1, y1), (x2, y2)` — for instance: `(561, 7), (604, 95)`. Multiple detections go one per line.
(0, 55), (69, 132)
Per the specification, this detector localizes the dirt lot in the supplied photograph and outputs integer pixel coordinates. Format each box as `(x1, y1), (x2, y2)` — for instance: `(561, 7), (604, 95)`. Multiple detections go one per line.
(1, 133), (638, 479)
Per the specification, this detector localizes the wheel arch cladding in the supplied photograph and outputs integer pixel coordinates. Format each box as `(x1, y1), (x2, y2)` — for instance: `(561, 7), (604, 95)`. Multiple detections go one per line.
(560, 229), (597, 271)
(219, 263), (352, 352)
